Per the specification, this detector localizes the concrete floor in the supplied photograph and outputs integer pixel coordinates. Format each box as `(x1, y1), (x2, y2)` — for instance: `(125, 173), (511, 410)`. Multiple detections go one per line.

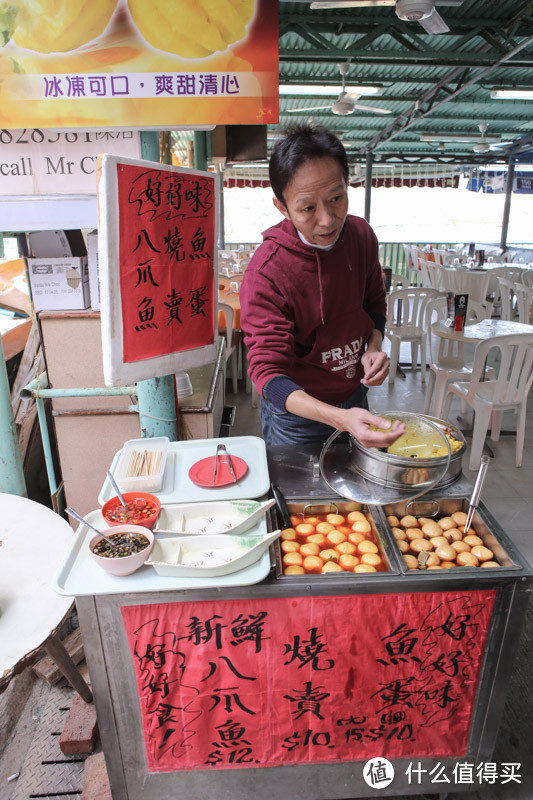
(2, 341), (532, 799)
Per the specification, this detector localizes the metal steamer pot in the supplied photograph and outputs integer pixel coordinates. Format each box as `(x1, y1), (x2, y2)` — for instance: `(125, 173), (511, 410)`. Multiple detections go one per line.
(319, 412), (466, 505)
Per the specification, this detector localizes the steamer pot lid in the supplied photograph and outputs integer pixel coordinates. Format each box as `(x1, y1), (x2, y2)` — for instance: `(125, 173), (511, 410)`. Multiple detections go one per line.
(319, 412), (452, 505)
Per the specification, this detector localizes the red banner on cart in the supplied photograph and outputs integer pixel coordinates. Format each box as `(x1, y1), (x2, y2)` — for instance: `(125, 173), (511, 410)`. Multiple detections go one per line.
(117, 162), (216, 362)
(121, 590), (495, 772)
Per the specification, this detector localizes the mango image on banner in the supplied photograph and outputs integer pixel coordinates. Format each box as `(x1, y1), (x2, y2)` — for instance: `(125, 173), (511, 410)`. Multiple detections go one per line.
(0, 0), (118, 53)
(127, 0), (255, 58)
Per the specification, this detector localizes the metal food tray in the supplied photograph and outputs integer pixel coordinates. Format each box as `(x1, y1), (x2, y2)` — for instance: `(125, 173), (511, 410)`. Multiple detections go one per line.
(375, 496), (528, 576)
(271, 499), (403, 582)
(98, 436), (270, 506)
(53, 510), (273, 596)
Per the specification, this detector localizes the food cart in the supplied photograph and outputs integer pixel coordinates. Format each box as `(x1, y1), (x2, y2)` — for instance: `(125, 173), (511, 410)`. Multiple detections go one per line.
(58, 425), (533, 800)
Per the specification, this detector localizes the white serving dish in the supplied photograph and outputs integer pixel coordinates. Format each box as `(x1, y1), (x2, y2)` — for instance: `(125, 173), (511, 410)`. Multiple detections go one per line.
(153, 498), (276, 536)
(146, 530), (281, 578)
(112, 436), (169, 493)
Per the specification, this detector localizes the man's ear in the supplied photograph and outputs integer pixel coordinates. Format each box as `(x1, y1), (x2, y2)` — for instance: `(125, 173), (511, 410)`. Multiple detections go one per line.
(273, 196), (290, 220)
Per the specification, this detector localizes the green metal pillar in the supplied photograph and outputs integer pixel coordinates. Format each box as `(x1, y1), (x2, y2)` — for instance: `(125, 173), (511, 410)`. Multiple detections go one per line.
(136, 131), (179, 440)
(194, 131), (208, 170)
(0, 336), (26, 495)
(364, 152), (373, 223)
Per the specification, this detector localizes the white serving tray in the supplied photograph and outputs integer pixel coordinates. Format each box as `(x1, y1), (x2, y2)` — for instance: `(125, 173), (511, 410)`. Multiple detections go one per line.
(98, 436), (269, 506)
(53, 510), (273, 597)
(146, 531), (281, 578)
(154, 499), (276, 536)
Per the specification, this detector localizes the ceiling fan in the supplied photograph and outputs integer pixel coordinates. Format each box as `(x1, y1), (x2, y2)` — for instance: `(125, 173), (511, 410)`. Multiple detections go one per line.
(473, 123), (514, 154)
(309, 0), (464, 35)
(286, 63), (392, 116)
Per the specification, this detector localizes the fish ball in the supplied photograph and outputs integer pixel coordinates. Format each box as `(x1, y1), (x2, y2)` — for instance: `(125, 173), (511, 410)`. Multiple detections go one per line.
(451, 511), (468, 526)
(471, 545), (494, 562)
(456, 551), (480, 567)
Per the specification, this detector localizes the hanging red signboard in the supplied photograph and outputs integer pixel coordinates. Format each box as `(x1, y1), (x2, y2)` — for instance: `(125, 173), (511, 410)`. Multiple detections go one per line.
(121, 589), (495, 773)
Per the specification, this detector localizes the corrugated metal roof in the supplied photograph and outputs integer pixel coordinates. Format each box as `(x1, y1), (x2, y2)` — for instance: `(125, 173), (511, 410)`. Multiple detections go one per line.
(275, 0), (533, 167)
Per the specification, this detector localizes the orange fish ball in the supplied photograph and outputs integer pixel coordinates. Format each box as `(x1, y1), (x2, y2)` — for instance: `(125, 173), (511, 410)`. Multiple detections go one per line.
(456, 551), (480, 567)
(290, 515), (302, 527)
(406, 527), (425, 541)
(430, 536), (450, 549)
(440, 560), (456, 569)
(326, 513), (345, 526)
(481, 561), (500, 568)
(425, 552), (441, 567)
(303, 516), (320, 526)
(451, 540), (470, 553)
(354, 564), (377, 573)
(321, 560), (343, 573)
(446, 528), (464, 542)
(281, 528), (297, 541)
(300, 542), (320, 557)
(335, 541), (357, 555)
(410, 538), (433, 553)
(421, 521), (442, 538)
(295, 523), (315, 536)
(347, 510), (366, 523)
(303, 555), (324, 574)
(438, 517), (456, 531)
(417, 517), (435, 527)
(435, 544), (457, 561)
(348, 531), (365, 545)
(351, 519), (371, 534)
(386, 515), (400, 527)
(319, 548), (339, 562)
(471, 545), (494, 562)
(338, 554), (360, 570)
(283, 551), (303, 566)
(307, 533), (326, 546)
(284, 565), (305, 575)
(463, 534), (483, 548)
(281, 540), (300, 553)
(326, 530), (347, 546)
(361, 552), (382, 567)
(400, 515), (419, 529)
(392, 527), (407, 540)
(358, 540), (379, 554)
(427, 565), (443, 570)
(451, 511), (468, 526)
(315, 521), (334, 534)
(397, 540), (410, 554)
(403, 554), (419, 570)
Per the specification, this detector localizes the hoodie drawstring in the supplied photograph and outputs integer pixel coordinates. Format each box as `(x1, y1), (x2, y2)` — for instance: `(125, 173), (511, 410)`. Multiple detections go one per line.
(315, 249), (325, 325)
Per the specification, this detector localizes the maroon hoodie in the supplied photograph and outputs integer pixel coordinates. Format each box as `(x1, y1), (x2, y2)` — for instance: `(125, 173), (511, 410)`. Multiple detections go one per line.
(240, 214), (387, 404)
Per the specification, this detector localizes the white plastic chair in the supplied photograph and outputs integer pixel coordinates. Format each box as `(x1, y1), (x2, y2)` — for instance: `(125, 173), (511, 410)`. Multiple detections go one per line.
(442, 333), (533, 469)
(521, 269), (533, 288)
(424, 297), (492, 419)
(390, 272), (410, 290)
(218, 302), (239, 394)
(514, 283), (533, 324)
(418, 259), (433, 289)
(385, 287), (440, 384)
(485, 267), (523, 317)
(497, 277), (518, 321)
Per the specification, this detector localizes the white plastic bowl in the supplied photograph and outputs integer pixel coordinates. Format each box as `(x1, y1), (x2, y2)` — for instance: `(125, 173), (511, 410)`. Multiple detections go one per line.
(89, 525), (154, 577)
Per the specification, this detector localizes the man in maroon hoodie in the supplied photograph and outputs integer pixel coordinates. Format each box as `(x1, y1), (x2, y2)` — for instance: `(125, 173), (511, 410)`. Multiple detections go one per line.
(240, 124), (405, 447)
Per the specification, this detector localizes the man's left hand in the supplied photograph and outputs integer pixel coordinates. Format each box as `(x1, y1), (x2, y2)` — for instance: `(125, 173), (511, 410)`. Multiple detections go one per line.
(360, 350), (389, 386)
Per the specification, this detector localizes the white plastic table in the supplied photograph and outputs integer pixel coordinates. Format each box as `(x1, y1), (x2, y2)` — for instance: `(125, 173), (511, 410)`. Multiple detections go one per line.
(0, 493), (92, 700)
(432, 317), (533, 343)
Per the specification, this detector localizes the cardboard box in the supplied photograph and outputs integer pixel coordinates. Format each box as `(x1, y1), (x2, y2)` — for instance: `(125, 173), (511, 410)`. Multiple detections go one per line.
(26, 257), (90, 311)
(86, 230), (100, 311)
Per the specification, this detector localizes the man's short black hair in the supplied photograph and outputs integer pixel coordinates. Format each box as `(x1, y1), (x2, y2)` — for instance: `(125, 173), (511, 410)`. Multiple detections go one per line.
(269, 124), (349, 204)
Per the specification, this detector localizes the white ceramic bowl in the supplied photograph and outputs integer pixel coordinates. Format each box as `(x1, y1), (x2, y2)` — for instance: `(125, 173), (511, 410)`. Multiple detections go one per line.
(89, 524), (154, 577)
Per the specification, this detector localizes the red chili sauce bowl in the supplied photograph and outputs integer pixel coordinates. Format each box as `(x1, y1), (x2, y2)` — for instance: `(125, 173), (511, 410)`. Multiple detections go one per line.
(101, 492), (161, 530)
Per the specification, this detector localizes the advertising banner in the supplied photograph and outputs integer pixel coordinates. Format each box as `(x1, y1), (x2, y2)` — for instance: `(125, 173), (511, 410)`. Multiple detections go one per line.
(121, 590), (495, 772)
(0, 0), (278, 130)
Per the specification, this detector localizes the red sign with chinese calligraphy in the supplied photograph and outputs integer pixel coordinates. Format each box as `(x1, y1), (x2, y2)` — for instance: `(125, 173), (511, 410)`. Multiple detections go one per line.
(116, 162), (216, 363)
(121, 590), (495, 773)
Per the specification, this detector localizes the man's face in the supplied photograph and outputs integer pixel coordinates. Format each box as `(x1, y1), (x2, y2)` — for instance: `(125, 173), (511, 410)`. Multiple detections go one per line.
(273, 157), (349, 247)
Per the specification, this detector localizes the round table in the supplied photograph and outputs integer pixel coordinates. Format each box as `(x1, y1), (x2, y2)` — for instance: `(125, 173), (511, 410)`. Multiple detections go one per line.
(0, 494), (92, 700)
(432, 317), (533, 343)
